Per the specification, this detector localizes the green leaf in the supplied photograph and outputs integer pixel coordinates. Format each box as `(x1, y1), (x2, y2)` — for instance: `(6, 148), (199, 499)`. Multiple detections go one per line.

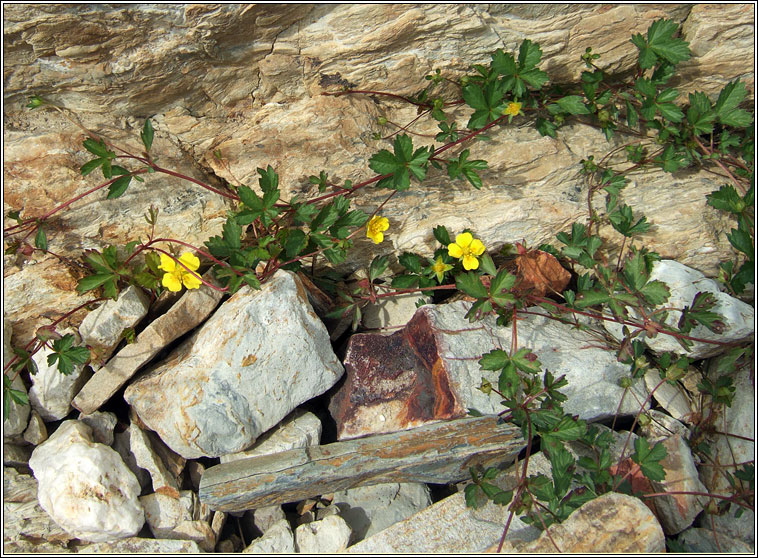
(223, 218), (242, 250)
(369, 135), (430, 191)
(141, 118), (154, 152)
(727, 226), (753, 256)
(678, 291), (726, 334)
(399, 252), (423, 274)
(632, 437), (667, 482)
(478, 252), (497, 276)
(555, 95), (590, 115)
(714, 80), (753, 128)
(511, 347), (542, 374)
(639, 280), (670, 306)
(535, 117), (557, 138)
(456, 272), (488, 299)
(34, 226), (47, 251)
(48, 334), (90, 375)
(707, 185), (747, 214)
(369, 255), (389, 282)
(632, 19), (690, 70)
(76, 273), (117, 293)
(518, 39), (543, 70)
(609, 205), (650, 237)
(80, 158), (104, 176)
(83, 137), (112, 159)
(391, 274), (419, 289)
(107, 174), (132, 199)
(433, 225), (452, 246)
(284, 229), (308, 259)
(479, 349), (508, 371)
(574, 289), (611, 309)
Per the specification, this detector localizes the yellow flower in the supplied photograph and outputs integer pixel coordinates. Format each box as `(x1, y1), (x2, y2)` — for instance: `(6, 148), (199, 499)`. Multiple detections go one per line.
(159, 252), (202, 292)
(366, 215), (389, 244)
(448, 232), (486, 271)
(428, 255), (454, 283)
(504, 101), (522, 117)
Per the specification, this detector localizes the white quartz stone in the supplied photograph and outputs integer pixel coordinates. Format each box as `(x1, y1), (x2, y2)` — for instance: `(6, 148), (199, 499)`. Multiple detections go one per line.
(28, 420), (144, 542)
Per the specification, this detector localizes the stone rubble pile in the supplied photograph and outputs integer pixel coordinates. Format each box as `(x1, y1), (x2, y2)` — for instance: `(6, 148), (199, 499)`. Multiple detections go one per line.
(3, 263), (754, 553)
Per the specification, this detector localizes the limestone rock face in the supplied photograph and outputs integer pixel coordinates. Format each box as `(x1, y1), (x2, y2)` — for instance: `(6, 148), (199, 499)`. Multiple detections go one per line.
(124, 271), (343, 459)
(3, 4), (753, 349)
(28, 420), (144, 542)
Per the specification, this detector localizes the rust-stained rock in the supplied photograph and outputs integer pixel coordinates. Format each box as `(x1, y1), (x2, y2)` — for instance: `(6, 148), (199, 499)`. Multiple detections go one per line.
(329, 309), (467, 440)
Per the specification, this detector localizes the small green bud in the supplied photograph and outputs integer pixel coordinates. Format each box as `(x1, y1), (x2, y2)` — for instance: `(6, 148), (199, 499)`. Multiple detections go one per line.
(619, 376), (633, 389)
(26, 95), (45, 109)
(637, 413), (651, 427)
(598, 109), (610, 122)
(377, 116), (388, 126)
(460, 76), (470, 87)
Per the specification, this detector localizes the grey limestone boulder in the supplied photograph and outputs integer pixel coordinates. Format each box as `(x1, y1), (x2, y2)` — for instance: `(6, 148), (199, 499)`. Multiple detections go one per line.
(124, 271), (343, 459)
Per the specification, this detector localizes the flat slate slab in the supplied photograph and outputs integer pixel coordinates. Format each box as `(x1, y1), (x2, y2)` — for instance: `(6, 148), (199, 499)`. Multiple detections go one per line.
(199, 416), (524, 512)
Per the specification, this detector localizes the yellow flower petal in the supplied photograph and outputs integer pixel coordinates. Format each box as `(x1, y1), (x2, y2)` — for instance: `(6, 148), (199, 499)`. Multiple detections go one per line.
(463, 254), (480, 270)
(367, 215), (389, 244)
(182, 270), (202, 290)
(448, 243), (463, 259)
(178, 252), (200, 271)
(158, 252), (176, 273)
(162, 271), (183, 292)
(455, 232), (473, 249)
(470, 238), (486, 256)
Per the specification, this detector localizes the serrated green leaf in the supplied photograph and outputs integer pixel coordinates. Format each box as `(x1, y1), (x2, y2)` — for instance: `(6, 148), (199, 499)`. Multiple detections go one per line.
(80, 158), (104, 177)
(107, 174), (132, 199)
(369, 255), (389, 282)
(639, 280), (670, 306)
(632, 437), (667, 482)
(727, 226), (753, 256)
(511, 347), (542, 374)
(76, 273), (117, 293)
(399, 252), (423, 274)
(456, 272), (488, 299)
(479, 349), (508, 371)
(556, 95), (590, 115)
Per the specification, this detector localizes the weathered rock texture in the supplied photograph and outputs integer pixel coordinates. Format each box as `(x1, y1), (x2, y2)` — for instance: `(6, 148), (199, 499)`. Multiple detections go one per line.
(124, 271), (343, 459)
(28, 420), (144, 543)
(3, 5), (753, 348)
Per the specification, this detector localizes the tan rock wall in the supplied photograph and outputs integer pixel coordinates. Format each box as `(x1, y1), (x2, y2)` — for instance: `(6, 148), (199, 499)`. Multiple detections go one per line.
(3, 4), (754, 344)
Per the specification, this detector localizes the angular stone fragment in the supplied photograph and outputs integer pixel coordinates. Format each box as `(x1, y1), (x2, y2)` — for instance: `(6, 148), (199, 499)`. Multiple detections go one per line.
(490, 493), (665, 553)
(130, 423), (181, 497)
(295, 514), (352, 553)
(243, 519), (295, 554)
(125, 271), (343, 459)
(72, 270), (224, 415)
(678, 527), (754, 553)
(4, 466), (38, 503)
(346, 483), (539, 553)
(29, 420), (144, 542)
(200, 416), (523, 512)
(331, 301), (648, 439)
(22, 410), (48, 446)
(644, 432), (708, 535)
(79, 285), (150, 368)
(77, 410), (118, 446)
(604, 260), (754, 359)
(330, 482), (432, 542)
(140, 490), (215, 552)
(219, 410), (322, 464)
